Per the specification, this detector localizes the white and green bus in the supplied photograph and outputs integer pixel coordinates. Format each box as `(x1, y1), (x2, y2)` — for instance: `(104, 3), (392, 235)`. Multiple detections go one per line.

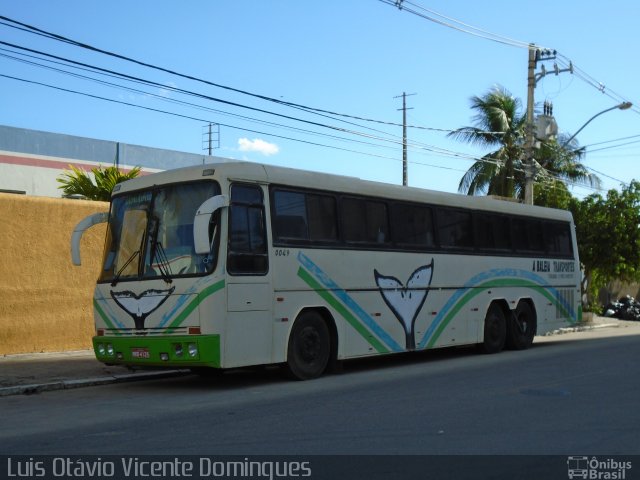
(72, 159), (581, 379)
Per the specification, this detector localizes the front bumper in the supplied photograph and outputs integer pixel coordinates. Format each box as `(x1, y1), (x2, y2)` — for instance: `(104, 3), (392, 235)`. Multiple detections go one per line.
(93, 334), (221, 368)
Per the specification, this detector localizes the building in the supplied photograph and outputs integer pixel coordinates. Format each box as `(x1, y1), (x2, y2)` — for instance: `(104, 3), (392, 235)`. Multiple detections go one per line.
(0, 125), (211, 197)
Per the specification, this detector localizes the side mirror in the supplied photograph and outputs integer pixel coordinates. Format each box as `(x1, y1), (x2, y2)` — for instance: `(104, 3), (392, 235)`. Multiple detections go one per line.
(193, 195), (228, 255)
(71, 212), (109, 266)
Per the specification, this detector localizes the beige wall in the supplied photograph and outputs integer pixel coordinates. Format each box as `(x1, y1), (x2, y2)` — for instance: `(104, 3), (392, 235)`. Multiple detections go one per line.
(0, 193), (108, 354)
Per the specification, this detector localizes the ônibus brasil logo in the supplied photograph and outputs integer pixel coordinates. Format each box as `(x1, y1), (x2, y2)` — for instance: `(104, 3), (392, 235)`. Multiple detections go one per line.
(567, 456), (632, 479)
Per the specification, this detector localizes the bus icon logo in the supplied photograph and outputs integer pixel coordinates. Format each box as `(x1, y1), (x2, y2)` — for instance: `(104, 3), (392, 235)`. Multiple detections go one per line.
(567, 456), (589, 479)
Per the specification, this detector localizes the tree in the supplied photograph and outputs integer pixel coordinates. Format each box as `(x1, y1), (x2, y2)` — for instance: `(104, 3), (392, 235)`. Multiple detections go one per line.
(449, 85), (600, 203)
(533, 134), (601, 206)
(57, 164), (141, 201)
(569, 181), (640, 308)
(533, 178), (573, 210)
(448, 85), (525, 198)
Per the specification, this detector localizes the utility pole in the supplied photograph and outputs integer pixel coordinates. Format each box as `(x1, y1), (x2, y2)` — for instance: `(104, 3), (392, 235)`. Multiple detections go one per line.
(523, 45), (572, 205)
(523, 45), (537, 205)
(202, 123), (220, 156)
(394, 92), (416, 186)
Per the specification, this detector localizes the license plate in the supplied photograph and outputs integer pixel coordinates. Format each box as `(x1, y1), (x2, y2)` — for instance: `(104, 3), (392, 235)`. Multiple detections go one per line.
(131, 347), (150, 359)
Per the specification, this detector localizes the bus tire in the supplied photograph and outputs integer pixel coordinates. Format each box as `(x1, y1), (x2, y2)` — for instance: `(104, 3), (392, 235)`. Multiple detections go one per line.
(506, 301), (536, 350)
(286, 311), (331, 380)
(481, 303), (507, 354)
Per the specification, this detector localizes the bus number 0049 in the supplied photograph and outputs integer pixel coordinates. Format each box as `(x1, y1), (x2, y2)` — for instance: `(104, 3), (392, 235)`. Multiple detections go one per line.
(275, 249), (290, 257)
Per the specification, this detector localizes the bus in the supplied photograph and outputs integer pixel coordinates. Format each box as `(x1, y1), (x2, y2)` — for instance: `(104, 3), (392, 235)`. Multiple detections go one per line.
(71, 159), (581, 380)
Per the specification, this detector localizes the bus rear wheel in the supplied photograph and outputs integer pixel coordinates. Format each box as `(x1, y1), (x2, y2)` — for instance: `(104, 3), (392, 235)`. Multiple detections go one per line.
(286, 311), (330, 380)
(481, 303), (507, 354)
(506, 301), (536, 350)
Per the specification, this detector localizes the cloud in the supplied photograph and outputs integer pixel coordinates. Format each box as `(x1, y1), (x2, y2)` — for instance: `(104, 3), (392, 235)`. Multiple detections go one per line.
(237, 138), (279, 156)
(157, 81), (177, 98)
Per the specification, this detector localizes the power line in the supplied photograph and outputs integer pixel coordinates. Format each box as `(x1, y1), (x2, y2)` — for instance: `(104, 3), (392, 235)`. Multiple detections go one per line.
(0, 40), (502, 163)
(4, 69), (607, 194)
(1, 62), (521, 180)
(582, 133), (640, 149)
(584, 166), (626, 187)
(555, 54), (639, 116)
(0, 16), (520, 161)
(1, 36), (475, 161)
(0, 72), (405, 162)
(0, 14), (449, 133)
(586, 139), (640, 154)
(0, 39), (372, 138)
(379, 0), (534, 49)
(0, 71), (482, 176)
(377, 2), (640, 149)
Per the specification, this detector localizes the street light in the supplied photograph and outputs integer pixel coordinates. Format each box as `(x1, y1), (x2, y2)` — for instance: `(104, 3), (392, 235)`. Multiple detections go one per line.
(562, 101), (633, 147)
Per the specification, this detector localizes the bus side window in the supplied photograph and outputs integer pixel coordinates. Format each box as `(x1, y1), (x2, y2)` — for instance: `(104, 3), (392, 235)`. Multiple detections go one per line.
(474, 213), (511, 253)
(391, 203), (435, 249)
(436, 208), (473, 249)
(228, 184), (268, 275)
(342, 197), (389, 246)
(512, 217), (544, 254)
(544, 221), (573, 257)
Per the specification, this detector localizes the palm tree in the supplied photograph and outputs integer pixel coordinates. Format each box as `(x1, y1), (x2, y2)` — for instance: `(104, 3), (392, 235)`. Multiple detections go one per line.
(449, 85), (600, 203)
(535, 133), (601, 194)
(448, 85), (525, 198)
(57, 164), (141, 201)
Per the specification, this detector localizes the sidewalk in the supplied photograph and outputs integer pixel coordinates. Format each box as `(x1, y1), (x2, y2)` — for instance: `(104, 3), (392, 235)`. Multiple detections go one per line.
(1, 316), (637, 397)
(0, 350), (188, 397)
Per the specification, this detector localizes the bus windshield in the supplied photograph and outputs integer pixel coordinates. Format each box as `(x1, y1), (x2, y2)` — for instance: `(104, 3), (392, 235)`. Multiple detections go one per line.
(99, 180), (220, 284)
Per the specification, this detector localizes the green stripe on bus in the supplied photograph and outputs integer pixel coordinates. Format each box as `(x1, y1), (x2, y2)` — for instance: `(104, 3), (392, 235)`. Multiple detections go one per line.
(424, 278), (574, 348)
(163, 279), (225, 332)
(297, 267), (389, 354)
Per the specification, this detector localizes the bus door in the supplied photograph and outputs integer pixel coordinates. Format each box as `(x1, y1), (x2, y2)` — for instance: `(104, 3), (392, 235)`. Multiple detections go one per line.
(225, 183), (273, 367)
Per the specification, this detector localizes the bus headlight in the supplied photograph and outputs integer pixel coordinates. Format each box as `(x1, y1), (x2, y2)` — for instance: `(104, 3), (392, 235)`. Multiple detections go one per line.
(97, 343), (106, 356)
(187, 343), (198, 358)
(174, 343), (184, 357)
(106, 344), (114, 356)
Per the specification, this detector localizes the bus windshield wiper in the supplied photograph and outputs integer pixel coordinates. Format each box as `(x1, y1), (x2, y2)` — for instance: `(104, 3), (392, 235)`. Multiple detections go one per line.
(152, 240), (173, 284)
(110, 249), (140, 287)
(111, 216), (147, 287)
(148, 217), (173, 284)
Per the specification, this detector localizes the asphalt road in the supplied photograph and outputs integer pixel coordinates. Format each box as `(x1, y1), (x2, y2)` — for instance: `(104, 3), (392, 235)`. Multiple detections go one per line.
(1, 327), (639, 458)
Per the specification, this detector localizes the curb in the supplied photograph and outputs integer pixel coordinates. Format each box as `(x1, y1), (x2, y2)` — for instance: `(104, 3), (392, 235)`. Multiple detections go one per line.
(0, 369), (189, 397)
(546, 322), (622, 336)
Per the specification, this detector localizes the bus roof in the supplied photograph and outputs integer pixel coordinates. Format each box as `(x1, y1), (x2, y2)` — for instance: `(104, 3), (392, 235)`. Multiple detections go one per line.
(113, 158), (573, 222)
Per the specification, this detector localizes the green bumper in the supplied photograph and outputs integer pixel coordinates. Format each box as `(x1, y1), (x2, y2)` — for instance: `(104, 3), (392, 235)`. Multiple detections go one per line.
(93, 335), (221, 368)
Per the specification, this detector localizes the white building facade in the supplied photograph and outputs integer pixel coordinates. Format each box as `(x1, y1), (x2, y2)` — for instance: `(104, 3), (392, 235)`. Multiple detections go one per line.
(0, 125), (211, 197)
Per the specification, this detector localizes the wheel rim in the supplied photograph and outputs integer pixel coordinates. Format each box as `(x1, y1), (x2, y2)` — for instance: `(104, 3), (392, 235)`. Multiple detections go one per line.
(516, 307), (533, 336)
(298, 326), (322, 364)
(516, 314), (528, 334)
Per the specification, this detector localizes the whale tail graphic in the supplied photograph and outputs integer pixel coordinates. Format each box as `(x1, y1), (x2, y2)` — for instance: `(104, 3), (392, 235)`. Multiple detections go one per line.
(110, 287), (175, 329)
(374, 260), (434, 350)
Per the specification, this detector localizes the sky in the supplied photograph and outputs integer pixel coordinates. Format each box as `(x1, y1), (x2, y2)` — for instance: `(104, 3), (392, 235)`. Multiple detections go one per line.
(1, 0), (639, 199)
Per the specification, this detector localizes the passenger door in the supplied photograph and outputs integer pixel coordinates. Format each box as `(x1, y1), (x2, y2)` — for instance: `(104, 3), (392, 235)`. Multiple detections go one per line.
(225, 183), (273, 367)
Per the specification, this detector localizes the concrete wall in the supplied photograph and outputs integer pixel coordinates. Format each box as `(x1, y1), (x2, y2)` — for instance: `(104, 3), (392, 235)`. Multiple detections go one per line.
(0, 193), (108, 354)
(599, 281), (640, 305)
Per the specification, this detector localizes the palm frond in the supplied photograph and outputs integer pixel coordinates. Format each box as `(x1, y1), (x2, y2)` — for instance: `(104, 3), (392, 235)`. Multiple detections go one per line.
(57, 165), (141, 201)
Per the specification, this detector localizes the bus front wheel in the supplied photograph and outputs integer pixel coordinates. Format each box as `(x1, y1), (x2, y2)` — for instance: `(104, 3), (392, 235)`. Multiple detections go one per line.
(286, 311), (330, 380)
(481, 303), (507, 354)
